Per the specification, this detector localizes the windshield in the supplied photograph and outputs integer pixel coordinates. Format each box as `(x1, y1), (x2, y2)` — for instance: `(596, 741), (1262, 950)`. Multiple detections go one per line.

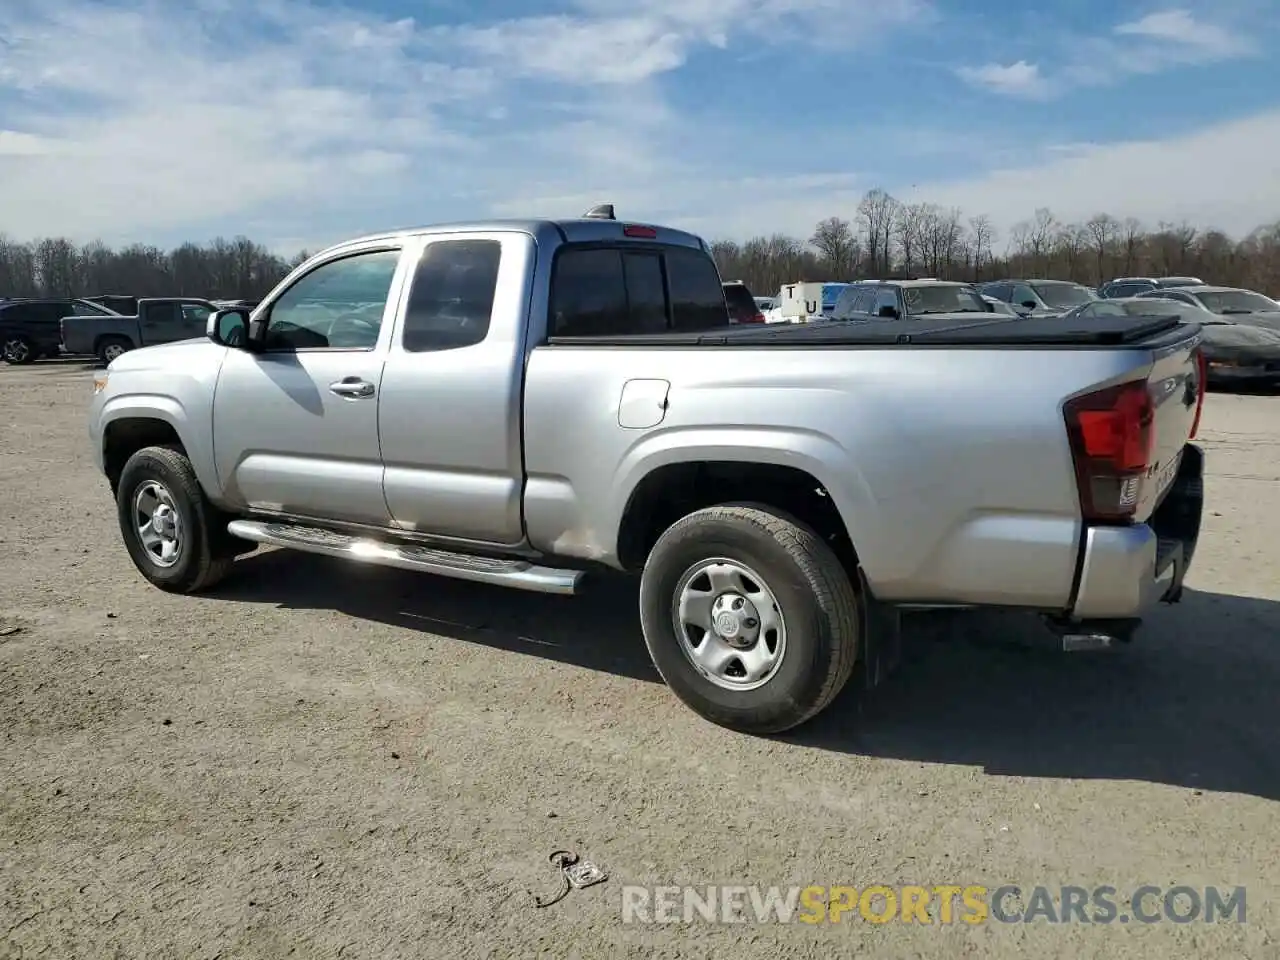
(73, 301), (118, 316)
(1196, 290), (1278, 314)
(902, 285), (988, 315)
(1033, 283), (1096, 308)
(822, 283), (849, 309)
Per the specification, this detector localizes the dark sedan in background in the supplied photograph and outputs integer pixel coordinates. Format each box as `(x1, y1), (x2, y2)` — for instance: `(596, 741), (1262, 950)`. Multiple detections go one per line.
(1063, 294), (1280, 387)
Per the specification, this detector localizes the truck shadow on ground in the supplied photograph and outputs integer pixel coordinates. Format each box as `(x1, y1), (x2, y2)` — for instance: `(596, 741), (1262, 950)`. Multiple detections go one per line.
(219, 550), (1280, 801)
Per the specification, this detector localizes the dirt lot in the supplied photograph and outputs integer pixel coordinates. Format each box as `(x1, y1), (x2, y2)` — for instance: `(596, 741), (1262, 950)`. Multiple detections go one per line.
(2, 360), (1278, 959)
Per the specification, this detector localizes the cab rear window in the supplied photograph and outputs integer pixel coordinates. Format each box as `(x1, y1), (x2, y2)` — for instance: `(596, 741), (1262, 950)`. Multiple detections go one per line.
(550, 244), (729, 338)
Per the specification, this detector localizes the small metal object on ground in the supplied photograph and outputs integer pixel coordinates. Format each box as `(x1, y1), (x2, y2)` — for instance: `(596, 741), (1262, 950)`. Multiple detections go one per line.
(531, 850), (608, 908)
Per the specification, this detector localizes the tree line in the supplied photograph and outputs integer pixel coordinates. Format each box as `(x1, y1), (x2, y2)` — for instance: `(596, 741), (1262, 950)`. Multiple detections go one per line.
(3, 187), (1280, 302)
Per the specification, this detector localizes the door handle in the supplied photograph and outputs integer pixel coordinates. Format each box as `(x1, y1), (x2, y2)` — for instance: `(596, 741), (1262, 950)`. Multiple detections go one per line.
(329, 378), (375, 399)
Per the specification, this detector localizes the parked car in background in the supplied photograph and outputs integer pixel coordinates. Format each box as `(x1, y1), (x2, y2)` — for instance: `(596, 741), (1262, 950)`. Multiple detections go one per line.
(978, 279), (1099, 317)
(1136, 285), (1280, 328)
(0, 297), (121, 364)
(85, 295), (140, 314)
(721, 281), (766, 323)
(1098, 276), (1204, 299)
(1066, 294), (1280, 387)
(831, 279), (995, 320)
(61, 297), (217, 365)
(86, 208), (1207, 734)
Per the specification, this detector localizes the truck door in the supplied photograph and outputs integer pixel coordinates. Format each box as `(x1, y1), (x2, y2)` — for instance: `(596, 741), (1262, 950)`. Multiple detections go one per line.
(376, 231), (531, 546)
(211, 243), (411, 525)
(138, 301), (190, 344)
(178, 301), (213, 340)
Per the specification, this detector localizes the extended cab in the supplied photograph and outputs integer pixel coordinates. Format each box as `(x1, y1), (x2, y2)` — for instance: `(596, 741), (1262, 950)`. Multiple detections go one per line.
(87, 210), (1208, 734)
(62, 298), (217, 365)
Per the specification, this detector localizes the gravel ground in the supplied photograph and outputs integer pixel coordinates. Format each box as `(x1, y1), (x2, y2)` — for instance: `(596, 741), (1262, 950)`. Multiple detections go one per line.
(2, 360), (1278, 959)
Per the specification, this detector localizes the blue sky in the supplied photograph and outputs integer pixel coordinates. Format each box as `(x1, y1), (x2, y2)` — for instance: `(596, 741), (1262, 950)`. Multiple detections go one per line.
(1, 0), (1278, 253)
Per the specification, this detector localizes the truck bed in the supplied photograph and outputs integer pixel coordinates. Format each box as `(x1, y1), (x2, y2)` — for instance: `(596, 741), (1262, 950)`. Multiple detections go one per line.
(548, 314), (1193, 349)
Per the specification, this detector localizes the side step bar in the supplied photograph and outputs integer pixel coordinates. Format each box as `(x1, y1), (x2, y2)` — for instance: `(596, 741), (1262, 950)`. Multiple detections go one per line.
(226, 520), (584, 595)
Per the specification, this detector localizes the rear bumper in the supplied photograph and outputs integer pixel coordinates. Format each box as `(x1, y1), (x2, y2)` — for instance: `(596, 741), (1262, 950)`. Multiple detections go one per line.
(1068, 443), (1204, 621)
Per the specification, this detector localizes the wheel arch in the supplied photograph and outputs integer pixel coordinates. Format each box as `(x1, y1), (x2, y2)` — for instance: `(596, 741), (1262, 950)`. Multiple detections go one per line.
(614, 441), (871, 579)
(99, 401), (219, 502)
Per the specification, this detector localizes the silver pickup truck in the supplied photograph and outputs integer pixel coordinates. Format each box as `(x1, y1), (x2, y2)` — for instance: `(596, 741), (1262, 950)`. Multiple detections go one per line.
(87, 209), (1208, 733)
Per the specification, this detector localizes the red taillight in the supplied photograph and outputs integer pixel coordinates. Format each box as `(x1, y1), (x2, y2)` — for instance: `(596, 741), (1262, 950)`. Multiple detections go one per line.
(623, 224), (657, 238)
(749, 311), (766, 323)
(1189, 346), (1206, 439)
(1064, 379), (1155, 522)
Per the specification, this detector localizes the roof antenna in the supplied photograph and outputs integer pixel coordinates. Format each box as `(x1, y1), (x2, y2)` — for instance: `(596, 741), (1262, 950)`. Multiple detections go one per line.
(582, 203), (615, 220)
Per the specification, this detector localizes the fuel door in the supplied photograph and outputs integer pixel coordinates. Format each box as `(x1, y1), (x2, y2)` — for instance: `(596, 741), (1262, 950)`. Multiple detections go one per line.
(618, 379), (670, 429)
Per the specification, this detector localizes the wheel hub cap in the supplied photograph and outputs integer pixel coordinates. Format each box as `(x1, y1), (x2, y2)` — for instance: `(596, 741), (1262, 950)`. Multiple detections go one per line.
(711, 593), (760, 648)
(673, 559), (787, 691)
(132, 480), (183, 568)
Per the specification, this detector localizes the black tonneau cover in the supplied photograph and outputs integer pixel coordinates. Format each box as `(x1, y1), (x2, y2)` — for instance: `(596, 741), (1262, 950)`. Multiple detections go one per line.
(548, 314), (1194, 349)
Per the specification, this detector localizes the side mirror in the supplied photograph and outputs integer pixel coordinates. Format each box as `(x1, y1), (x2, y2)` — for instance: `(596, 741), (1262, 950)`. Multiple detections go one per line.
(208, 307), (250, 348)
(1020, 300), (1038, 310)
(877, 305), (899, 319)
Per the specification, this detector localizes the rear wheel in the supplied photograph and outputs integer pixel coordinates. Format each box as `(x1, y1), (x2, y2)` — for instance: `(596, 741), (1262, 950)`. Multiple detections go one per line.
(116, 445), (237, 593)
(97, 337), (131, 366)
(639, 503), (861, 734)
(2, 334), (36, 365)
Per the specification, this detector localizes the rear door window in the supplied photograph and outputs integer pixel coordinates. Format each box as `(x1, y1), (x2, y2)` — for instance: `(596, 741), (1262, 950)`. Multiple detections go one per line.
(401, 239), (503, 351)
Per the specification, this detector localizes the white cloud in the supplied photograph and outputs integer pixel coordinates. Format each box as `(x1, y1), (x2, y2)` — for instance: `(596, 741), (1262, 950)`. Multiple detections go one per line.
(699, 109), (1280, 245)
(0, 0), (933, 247)
(1113, 8), (1245, 56)
(0, 0), (1276, 256)
(959, 8), (1256, 98)
(955, 61), (1049, 99)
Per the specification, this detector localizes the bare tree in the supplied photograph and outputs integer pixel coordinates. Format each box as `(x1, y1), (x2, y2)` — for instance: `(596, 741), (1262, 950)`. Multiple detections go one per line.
(968, 215), (995, 280)
(1120, 218), (1144, 274)
(808, 217), (859, 278)
(857, 188), (898, 278)
(1085, 214), (1117, 285)
(6, 190), (1280, 311)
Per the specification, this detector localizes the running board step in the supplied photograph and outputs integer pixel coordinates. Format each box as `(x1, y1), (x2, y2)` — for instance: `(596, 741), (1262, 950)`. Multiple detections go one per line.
(226, 520), (583, 595)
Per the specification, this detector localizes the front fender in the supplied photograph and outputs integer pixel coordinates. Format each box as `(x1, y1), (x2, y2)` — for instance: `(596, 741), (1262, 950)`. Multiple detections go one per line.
(95, 393), (221, 502)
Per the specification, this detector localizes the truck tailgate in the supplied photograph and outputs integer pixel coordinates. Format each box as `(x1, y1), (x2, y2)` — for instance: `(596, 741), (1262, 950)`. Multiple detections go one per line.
(1133, 328), (1204, 521)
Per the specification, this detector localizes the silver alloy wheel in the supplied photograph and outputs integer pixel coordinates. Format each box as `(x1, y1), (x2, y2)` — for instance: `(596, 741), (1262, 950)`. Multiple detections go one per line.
(672, 558), (787, 691)
(102, 342), (127, 362)
(2, 337), (29, 362)
(132, 480), (183, 568)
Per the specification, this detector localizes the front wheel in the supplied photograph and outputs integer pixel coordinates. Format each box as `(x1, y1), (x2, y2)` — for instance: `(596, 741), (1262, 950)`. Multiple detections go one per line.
(639, 503), (862, 734)
(116, 445), (237, 593)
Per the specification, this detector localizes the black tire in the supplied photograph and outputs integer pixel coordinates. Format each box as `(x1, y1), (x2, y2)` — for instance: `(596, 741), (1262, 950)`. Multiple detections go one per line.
(639, 503), (861, 734)
(97, 337), (132, 366)
(116, 445), (237, 593)
(2, 334), (36, 365)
